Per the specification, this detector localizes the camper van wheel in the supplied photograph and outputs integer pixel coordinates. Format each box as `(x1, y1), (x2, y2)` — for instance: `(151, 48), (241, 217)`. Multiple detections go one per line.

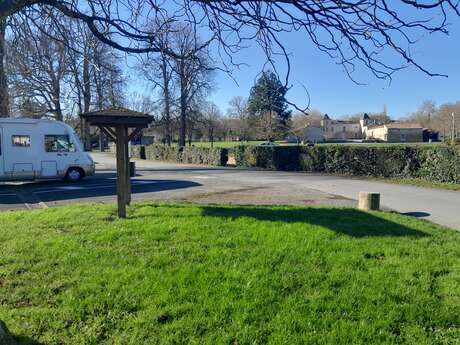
(66, 168), (83, 182)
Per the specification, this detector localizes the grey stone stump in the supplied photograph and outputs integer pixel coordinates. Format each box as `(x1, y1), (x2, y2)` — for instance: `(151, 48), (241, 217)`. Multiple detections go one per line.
(358, 192), (380, 211)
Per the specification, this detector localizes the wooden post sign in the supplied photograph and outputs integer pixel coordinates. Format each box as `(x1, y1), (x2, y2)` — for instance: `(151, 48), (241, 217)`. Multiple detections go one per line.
(80, 108), (153, 218)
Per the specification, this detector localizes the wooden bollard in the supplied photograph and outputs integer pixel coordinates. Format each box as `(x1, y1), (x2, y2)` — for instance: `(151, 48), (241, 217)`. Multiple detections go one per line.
(358, 192), (380, 211)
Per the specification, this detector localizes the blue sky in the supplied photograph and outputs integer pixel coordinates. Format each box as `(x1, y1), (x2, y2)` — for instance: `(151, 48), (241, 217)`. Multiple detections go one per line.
(127, 6), (460, 120)
(208, 18), (460, 119)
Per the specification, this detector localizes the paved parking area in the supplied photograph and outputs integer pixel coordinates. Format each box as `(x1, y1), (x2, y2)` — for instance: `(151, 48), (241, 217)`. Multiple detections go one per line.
(0, 173), (202, 210)
(0, 153), (353, 211)
(1, 152), (459, 230)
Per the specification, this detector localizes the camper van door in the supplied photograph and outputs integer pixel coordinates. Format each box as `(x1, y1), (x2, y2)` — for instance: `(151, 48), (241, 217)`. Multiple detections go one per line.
(44, 134), (75, 177)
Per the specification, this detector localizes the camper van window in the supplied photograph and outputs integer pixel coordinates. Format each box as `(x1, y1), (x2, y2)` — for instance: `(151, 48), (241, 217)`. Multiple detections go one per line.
(12, 135), (31, 147)
(45, 135), (74, 152)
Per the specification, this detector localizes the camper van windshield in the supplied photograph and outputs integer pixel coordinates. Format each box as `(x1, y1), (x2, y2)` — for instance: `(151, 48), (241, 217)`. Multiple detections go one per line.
(45, 135), (75, 153)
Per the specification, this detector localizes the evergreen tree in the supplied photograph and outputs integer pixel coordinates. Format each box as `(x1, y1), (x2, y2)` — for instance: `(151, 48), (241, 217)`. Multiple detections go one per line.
(247, 71), (291, 140)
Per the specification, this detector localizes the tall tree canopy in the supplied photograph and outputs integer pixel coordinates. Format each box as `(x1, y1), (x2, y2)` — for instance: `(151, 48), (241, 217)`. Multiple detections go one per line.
(247, 71), (291, 140)
(0, 1), (460, 116)
(1, 1), (459, 79)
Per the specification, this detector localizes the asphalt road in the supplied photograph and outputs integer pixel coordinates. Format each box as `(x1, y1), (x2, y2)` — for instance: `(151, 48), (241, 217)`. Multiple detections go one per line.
(1, 152), (459, 230)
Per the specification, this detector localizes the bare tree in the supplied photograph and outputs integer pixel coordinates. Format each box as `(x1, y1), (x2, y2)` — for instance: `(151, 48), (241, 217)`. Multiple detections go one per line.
(291, 110), (322, 128)
(200, 102), (222, 147)
(0, 18), (9, 116)
(6, 11), (126, 154)
(1, 1), (458, 115)
(136, 22), (175, 145)
(92, 41), (125, 110)
(3, 1), (457, 76)
(408, 100), (437, 128)
(65, 21), (94, 148)
(227, 96), (251, 140)
(170, 26), (214, 147)
(186, 107), (201, 146)
(437, 102), (460, 140)
(8, 15), (69, 120)
(62, 19), (125, 148)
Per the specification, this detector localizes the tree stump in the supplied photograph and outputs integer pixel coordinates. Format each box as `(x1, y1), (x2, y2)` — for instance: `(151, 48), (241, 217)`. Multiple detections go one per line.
(358, 192), (380, 211)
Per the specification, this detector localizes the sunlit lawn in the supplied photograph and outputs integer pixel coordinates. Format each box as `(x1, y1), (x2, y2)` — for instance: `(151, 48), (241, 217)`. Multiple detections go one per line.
(0, 202), (459, 344)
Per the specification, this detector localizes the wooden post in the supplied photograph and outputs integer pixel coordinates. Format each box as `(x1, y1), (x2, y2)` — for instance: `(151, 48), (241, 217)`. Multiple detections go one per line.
(80, 109), (152, 218)
(115, 126), (127, 218)
(124, 126), (132, 205)
(358, 192), (380, 211)
(99, 131), (104, 152)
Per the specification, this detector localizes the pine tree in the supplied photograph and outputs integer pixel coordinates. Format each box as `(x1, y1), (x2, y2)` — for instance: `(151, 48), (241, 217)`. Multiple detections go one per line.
(247, 71), (291, 140)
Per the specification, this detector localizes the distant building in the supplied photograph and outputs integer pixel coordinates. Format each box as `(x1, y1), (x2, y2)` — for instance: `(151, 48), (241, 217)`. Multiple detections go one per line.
(321, 114), (362, 140)
(302, 125), (324, 143)
(365, 123), (423, 142)
(302, 113), (424, 143)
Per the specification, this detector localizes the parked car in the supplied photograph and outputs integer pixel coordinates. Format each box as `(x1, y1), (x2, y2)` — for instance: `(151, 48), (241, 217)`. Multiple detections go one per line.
(0, 118), (95, 182)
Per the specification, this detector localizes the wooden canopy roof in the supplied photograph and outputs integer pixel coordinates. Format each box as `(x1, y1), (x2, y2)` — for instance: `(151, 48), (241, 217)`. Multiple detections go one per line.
(80, 108), (153, 127)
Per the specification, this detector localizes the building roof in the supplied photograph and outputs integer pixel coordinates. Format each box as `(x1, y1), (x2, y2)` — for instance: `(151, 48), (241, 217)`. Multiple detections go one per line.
(385, 122), (423, 129)
(334, 120), (358, 124)
(323, 113), (330, 120)
(81, 107), (151, 118)
(80, 107), (154, 127)
(362, 113), (370, 120)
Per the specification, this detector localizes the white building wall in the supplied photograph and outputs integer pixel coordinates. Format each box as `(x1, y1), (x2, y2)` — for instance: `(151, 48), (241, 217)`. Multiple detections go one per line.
(303, 127), (324, 143)
(323, 122), (362, 140)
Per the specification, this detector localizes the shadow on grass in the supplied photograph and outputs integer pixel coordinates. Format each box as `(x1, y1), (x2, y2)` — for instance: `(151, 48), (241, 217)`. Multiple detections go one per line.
(13, 335), (44, 345)
(202, 206), (428, 238)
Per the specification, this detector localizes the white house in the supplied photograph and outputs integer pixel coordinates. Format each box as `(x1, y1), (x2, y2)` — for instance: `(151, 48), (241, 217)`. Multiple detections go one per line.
(302, 113), (424, 143)
(302, 125), (325, 143)
(365, 123), (423, 142)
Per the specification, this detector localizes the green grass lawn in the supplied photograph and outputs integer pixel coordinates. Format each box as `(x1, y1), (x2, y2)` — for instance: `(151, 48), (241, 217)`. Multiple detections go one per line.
(362, 176), (460, 191)
(1, 203), (459, 344)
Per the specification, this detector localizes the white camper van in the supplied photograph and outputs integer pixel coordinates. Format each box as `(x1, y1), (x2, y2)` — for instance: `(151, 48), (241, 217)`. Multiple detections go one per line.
(0, 118), (95, 182)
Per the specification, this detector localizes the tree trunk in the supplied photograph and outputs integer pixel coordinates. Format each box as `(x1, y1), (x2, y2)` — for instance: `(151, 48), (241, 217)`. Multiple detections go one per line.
(82, 55), (91, 150)
(187, 122), (193, 146)
(178, 61), (187, 147)
(0, 18), (9, 117)
(52, 81), (63, 121)
(54, 101), (63, 121)
(161, 55), (172, 146)
(95, 70), (105, 152)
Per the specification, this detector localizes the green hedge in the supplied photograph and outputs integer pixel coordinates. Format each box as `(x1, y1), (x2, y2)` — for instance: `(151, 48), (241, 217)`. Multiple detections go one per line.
(132, 145), (228, 166)
(233, 145), (460, 184)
